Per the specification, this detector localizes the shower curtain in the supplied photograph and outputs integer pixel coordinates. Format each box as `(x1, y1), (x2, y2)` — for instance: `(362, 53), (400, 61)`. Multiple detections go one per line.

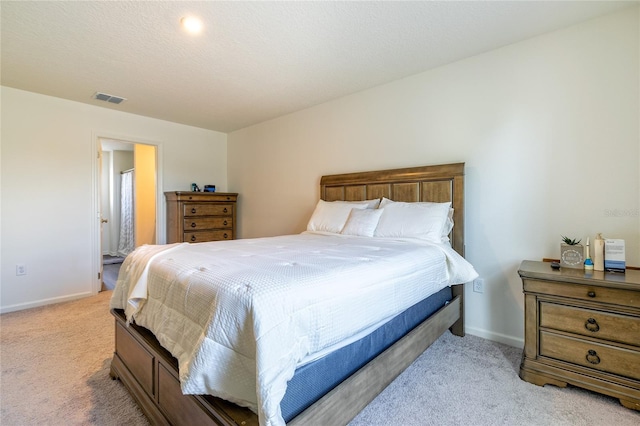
(117, 170), (134, 256)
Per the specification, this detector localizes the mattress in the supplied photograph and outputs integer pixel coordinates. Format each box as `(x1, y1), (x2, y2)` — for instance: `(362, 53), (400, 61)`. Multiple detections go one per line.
(280, 285), (452, 421)
(110, 232), (477, 426)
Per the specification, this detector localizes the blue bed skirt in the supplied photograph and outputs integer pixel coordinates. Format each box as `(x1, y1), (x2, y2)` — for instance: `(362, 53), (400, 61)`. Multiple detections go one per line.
(280, 285), (453, 421)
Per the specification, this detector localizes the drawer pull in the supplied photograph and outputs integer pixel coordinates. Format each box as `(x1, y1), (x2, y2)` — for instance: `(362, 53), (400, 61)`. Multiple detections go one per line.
(585, 318), (600, 332)
(223, 233), (229, 239)
(190, 222), (196, 228)
(223, 207), (228, 213)
(586, 349), (600, 365)
(587, 291), (596, 298)
(190, 235), (197, 242)
(223, 220), (228, 226)
(191, 208), (197, 214)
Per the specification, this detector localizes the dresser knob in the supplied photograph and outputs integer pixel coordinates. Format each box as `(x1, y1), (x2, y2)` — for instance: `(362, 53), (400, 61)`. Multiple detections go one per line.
(190, 235), (196, 242)
(191, 208), (197, 214)
(585, 318), (600, 332)
(223, 207), (228, 213)
(223, 220), (228, 226)
(191, 222), (196, 228)
(587, 291), (596, 298)
(586, 349), (600, 365)
(223, 233), (229, 239)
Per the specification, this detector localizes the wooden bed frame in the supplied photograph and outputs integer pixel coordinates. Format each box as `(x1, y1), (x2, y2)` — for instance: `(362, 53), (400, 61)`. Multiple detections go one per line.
(110, 162), (467, 426)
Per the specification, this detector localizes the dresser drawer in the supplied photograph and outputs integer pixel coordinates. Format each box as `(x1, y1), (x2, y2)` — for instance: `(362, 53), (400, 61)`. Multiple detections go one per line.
(524, 278), (640, 309)
(183, 217), (232, 231)
(540, 302), (640, 346)
(184, 230), (233, 243)
(183, 204), (233, 217)
(540, 330), (640, 380)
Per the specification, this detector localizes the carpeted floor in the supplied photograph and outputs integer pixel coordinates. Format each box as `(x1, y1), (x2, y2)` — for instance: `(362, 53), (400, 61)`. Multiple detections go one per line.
(1, 291), (638, 425)
(0, 291), (148, 426)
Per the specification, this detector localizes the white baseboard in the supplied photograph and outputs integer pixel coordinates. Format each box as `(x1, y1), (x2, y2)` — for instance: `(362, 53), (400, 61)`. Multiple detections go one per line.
(465, 325), (524, 348)
(0, 291), (95, 314)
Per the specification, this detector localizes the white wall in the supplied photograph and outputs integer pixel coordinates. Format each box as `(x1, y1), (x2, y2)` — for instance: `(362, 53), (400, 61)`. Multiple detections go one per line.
(0, 86), (228, 312)
(228, 8), (640, 346)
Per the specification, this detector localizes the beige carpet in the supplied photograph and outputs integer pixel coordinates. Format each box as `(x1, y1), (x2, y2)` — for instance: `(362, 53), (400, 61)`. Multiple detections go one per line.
(1, 291), (639, 425)
(0, 291), (148, 425)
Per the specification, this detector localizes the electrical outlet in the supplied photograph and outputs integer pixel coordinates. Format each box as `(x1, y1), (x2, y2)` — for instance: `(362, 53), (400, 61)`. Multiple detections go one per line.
(16, 264), (27, 276)
(473, 278), (484, 293)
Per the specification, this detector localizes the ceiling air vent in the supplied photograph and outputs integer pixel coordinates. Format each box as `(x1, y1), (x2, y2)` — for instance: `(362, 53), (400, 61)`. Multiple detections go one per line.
(93, 92), (127, 104)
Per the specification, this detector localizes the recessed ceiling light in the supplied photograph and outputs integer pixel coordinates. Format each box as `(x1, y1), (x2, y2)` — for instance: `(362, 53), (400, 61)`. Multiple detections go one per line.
(181, 16), (203, 34)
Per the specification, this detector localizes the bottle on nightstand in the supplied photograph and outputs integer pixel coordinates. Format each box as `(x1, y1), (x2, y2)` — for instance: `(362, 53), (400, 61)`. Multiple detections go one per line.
(594, 233), (605, 271)
(584, 237), (594, 271)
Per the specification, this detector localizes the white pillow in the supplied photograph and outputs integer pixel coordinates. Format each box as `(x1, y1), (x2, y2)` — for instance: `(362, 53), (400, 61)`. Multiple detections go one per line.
(341, 208), (384, 237)
(378, 198), (454, 242)
(335, 198), (381, 209)
(374, 200), (452, 243)
(306, 200), (369, 234)
(379, 197), (394, 208)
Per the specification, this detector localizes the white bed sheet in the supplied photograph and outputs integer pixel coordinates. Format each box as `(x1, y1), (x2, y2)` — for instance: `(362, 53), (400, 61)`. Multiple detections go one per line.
(110, 232), (477, 426)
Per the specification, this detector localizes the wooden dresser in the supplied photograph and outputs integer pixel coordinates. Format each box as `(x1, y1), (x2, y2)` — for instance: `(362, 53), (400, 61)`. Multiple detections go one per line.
(518, 260), (640, 410)
(165, 192), (238, 244)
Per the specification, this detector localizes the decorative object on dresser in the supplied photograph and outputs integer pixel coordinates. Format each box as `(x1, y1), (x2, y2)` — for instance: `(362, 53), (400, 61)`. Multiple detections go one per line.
(560, 236), (584, 269)
(165, 191), (238, 243)
(518, 260), (640, 411)
(605, 238), (626, 273)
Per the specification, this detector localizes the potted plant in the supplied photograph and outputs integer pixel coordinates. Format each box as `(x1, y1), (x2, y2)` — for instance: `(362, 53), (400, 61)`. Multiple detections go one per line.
(560, 236), (584, 269)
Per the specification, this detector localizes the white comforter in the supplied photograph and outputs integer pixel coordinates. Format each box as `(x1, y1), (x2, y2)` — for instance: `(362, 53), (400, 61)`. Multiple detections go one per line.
(110, 232), (477, 426)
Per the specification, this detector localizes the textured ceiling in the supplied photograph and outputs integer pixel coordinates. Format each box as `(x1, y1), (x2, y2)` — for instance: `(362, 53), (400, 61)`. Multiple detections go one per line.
(1, 1), (636, 133)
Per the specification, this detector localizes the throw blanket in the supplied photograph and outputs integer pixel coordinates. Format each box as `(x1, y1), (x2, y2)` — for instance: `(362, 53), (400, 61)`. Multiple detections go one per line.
(110, 242), (187, 320)
(110, 233), (477, 425)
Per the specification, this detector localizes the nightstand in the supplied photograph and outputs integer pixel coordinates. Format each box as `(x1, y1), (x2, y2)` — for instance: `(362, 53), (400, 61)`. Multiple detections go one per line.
(518, 260), (640, 410)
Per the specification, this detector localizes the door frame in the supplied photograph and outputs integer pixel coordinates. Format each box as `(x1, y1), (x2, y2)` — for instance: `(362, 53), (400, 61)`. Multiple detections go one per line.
(91, 131), (164, 294)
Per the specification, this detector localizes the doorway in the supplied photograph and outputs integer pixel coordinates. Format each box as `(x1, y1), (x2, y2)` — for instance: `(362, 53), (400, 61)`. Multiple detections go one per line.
(97, 138), (159, 291)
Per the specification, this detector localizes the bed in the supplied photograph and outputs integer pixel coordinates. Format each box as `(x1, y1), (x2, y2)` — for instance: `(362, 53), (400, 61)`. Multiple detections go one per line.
(109, 162), (475, 426)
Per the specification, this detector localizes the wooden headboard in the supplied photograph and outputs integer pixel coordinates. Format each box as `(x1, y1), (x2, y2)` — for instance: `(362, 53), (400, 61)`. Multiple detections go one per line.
(320, 163), (465, 256)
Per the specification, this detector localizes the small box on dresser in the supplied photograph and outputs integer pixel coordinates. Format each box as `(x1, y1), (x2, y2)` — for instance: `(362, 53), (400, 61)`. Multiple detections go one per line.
(165, 192), (238, 243)
(518, 260), (640, 411)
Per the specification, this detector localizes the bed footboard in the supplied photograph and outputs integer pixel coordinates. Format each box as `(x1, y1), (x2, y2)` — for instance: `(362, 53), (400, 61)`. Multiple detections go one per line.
(110, 309), (257, 426)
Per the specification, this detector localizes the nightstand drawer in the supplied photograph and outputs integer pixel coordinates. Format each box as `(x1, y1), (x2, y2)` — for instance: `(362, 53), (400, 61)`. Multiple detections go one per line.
(183, 203), (233, 217)
(524, 279), (640, 309)
(540, 331), (640, 381)
(183, 217), (232, 231)
(540, 302), (640, 346)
